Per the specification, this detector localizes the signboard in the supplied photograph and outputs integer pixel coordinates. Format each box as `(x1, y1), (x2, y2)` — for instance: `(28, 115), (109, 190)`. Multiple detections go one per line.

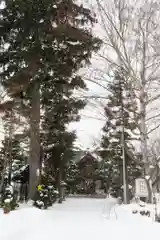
(135, 178), (148, 197)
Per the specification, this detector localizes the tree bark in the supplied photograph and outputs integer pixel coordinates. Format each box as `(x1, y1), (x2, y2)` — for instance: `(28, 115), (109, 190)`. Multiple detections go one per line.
(28, 81), (40, 200)
(58, 167), (63, 203)
(140, 88), (148, 170)
(125, 162), (130, 203)
(120, 76), (129, 204)
(140, 86), (152, 203)
(145, 178), (152, 203)
(8, 115), (13, 185)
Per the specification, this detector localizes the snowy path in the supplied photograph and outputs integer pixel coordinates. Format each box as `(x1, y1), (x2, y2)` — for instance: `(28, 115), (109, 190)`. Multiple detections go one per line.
(0, 198), (159, 240)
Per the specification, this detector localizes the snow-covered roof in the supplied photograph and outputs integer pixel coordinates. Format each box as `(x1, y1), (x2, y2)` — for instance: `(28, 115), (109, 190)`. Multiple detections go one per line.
(79, 152), (97, 163)
(91, 152), (102, 162)
(78, 151), (103, 164)
(72, 150), (86, 163)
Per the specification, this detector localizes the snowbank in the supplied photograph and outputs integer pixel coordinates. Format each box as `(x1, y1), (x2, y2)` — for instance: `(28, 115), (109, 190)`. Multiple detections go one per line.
(122, 200), (160, 221)
(0, 198), (160, 240)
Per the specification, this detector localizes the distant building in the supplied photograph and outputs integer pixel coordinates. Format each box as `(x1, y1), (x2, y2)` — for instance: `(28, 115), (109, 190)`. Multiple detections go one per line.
(72, 151), (105, 194)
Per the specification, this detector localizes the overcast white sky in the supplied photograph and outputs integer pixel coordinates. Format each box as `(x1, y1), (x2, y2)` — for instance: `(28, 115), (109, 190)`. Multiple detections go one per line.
(69, 81), (106, 150)
(69, 56), (108, 150)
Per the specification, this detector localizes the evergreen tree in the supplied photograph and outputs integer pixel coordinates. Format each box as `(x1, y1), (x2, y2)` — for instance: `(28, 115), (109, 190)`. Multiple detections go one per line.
(0, 134), (27, 209)
(0, 0), (101, 199)
(41, 73), (86, 199)
(0, 103), (27, 188)
(0, 136), (26, 183)
(65, 160), (80, 194)
(100, 69), (141, 199)
(0, 137), (9, 183)
(65, 161), (79, 182)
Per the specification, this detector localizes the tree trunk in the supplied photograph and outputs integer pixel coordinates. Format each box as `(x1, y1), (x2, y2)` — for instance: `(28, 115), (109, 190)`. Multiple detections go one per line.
(120, 78), (129, 204)
(39, 147), (43, 185)
(140, 93), (148, 170)
(145, 178), (152, 203)
(28, 81), (40, 200)
(58, 168), (63, 203)
(125, 162), (130, 203)
(140, 86), (152, 203)
(8, 117), (13, 185)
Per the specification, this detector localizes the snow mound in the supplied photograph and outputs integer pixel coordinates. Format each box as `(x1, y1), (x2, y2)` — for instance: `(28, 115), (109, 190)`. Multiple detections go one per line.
(0, 198), (160, 240)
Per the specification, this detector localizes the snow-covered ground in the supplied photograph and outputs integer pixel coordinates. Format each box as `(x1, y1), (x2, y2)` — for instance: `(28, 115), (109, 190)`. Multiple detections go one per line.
(0, 198), (160, 240)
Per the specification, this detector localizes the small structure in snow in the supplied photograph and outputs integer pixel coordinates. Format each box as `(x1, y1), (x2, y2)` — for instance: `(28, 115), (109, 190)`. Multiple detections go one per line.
(134, 177), (150, 198)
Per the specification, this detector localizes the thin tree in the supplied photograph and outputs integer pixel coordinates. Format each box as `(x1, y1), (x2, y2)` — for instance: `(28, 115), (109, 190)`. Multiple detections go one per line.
(100, 68), (141, 202)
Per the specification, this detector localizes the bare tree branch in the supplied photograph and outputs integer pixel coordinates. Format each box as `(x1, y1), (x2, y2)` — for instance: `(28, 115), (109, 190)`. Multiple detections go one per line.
(146, 112), (160, 122)
(147, 123), (160, 135)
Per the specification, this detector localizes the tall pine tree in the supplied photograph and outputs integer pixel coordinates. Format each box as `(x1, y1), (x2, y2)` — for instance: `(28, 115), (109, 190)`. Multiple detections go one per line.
(100, 69), (141, 199)
(41, 72), (86, 200)
(0, 0), (101, 199)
